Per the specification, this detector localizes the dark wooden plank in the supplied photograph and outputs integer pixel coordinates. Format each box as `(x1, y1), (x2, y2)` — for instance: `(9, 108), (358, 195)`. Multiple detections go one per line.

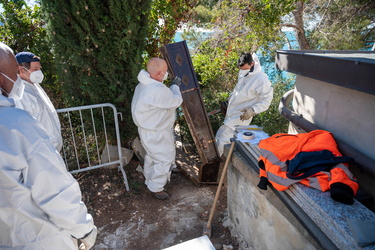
(160, 41), (220, 183)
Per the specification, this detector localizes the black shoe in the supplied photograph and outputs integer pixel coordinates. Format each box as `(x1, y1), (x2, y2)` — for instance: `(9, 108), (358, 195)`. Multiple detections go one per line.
(153, 191), (170, 200)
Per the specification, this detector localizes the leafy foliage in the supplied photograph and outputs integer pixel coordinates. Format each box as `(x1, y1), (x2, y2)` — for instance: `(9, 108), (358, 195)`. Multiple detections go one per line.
(206, 0), (296, 52)
(190, 4), (214, 27)
(191, 45), (236, 134)
(305, 0), (375, 50)
(40, 0), (152, 143)
(0, 1), (46, 53)
(145, 0), (197, 58)
(0, 0), (62, 107)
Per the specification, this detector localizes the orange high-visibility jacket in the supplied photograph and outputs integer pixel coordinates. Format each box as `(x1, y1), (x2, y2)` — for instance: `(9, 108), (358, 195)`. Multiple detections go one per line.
(258, 130), (358, 193)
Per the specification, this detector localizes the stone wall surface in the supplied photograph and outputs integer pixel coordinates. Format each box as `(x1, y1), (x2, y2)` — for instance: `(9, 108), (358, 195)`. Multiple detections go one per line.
(226, 143), (375, 250)
(227, 148), (318, 250)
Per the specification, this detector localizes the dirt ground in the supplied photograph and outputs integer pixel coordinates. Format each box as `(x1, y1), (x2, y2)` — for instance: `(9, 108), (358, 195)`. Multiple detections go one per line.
(77, 156), (248, 250)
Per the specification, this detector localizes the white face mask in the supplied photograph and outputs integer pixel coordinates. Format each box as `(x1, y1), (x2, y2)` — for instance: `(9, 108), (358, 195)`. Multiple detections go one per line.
(239, 69), (251, 78)
(0, 72), (25, 101)
(162, 71), (168, 81)
(28, 69), (44, 84)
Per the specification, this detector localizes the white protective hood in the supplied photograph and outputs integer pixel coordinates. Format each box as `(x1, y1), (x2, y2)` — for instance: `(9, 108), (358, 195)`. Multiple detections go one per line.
(131, 69), (182, 131)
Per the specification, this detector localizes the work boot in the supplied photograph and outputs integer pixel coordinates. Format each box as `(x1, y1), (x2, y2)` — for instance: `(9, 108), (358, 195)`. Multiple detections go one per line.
(153, 190), (170, 200)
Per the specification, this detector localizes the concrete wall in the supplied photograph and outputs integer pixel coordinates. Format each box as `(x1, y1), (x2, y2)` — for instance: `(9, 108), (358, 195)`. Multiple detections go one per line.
(227, 149), (319, 250)
(289, 75), (375, 209)
(290, 75), (375, 162)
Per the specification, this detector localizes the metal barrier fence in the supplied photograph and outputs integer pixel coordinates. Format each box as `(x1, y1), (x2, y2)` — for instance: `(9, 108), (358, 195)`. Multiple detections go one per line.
(57, 103), (129, 191)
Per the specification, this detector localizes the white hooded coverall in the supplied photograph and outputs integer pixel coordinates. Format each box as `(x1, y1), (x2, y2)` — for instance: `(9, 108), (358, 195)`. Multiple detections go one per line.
(0, 96), (94, 249)
(131, 69), (183, 193)
(15, 80), (63, 151)
(215, 54), (273, 155)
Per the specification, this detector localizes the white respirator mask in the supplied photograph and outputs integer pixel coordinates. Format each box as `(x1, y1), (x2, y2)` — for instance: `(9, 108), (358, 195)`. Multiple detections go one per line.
(239, 69), (251, 78)
(28, 69), (44, 84)
(162, 71), (169, 82)
(0, 72), (25, 101)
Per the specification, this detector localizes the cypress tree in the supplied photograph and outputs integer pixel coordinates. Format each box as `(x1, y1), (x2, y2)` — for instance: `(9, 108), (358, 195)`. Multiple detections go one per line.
(41, 0), (152, 143)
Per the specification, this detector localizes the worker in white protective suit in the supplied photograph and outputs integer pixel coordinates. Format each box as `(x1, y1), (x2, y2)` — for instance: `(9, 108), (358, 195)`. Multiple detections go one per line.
(0, 42), (97, 249)
(14, 51), (63, 152)
(216, 52), (273, 156)
(131, 58), (183, 200)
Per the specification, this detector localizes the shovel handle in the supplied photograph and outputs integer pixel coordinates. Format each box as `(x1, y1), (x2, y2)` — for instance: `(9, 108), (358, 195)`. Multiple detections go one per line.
(206, 141), (236, 230)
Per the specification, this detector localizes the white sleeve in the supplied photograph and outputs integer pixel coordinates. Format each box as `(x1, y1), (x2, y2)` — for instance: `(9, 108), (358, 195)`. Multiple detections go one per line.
(24, 133), (94, 239)
(169, 84), (181, 96)
(151, 85), (183, 109)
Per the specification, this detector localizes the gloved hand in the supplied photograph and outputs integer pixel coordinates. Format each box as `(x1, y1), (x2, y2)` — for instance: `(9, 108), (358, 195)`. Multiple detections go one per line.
(170, 76), (182, 87)
(79, 226), (97, 250)
(240, 108), (256, 121)
(257, 176), (269, 190)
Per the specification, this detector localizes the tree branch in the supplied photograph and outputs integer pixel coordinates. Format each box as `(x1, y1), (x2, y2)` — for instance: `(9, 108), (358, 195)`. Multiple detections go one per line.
(281, 23), (304, 34)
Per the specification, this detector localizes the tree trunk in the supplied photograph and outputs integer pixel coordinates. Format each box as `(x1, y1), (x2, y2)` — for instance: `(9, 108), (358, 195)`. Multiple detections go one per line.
(292, 1), (311, 50)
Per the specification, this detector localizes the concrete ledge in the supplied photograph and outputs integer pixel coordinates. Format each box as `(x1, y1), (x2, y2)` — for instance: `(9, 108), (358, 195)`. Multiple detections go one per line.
(226, 142), (375, 250)
(287, 184), (375, 249)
